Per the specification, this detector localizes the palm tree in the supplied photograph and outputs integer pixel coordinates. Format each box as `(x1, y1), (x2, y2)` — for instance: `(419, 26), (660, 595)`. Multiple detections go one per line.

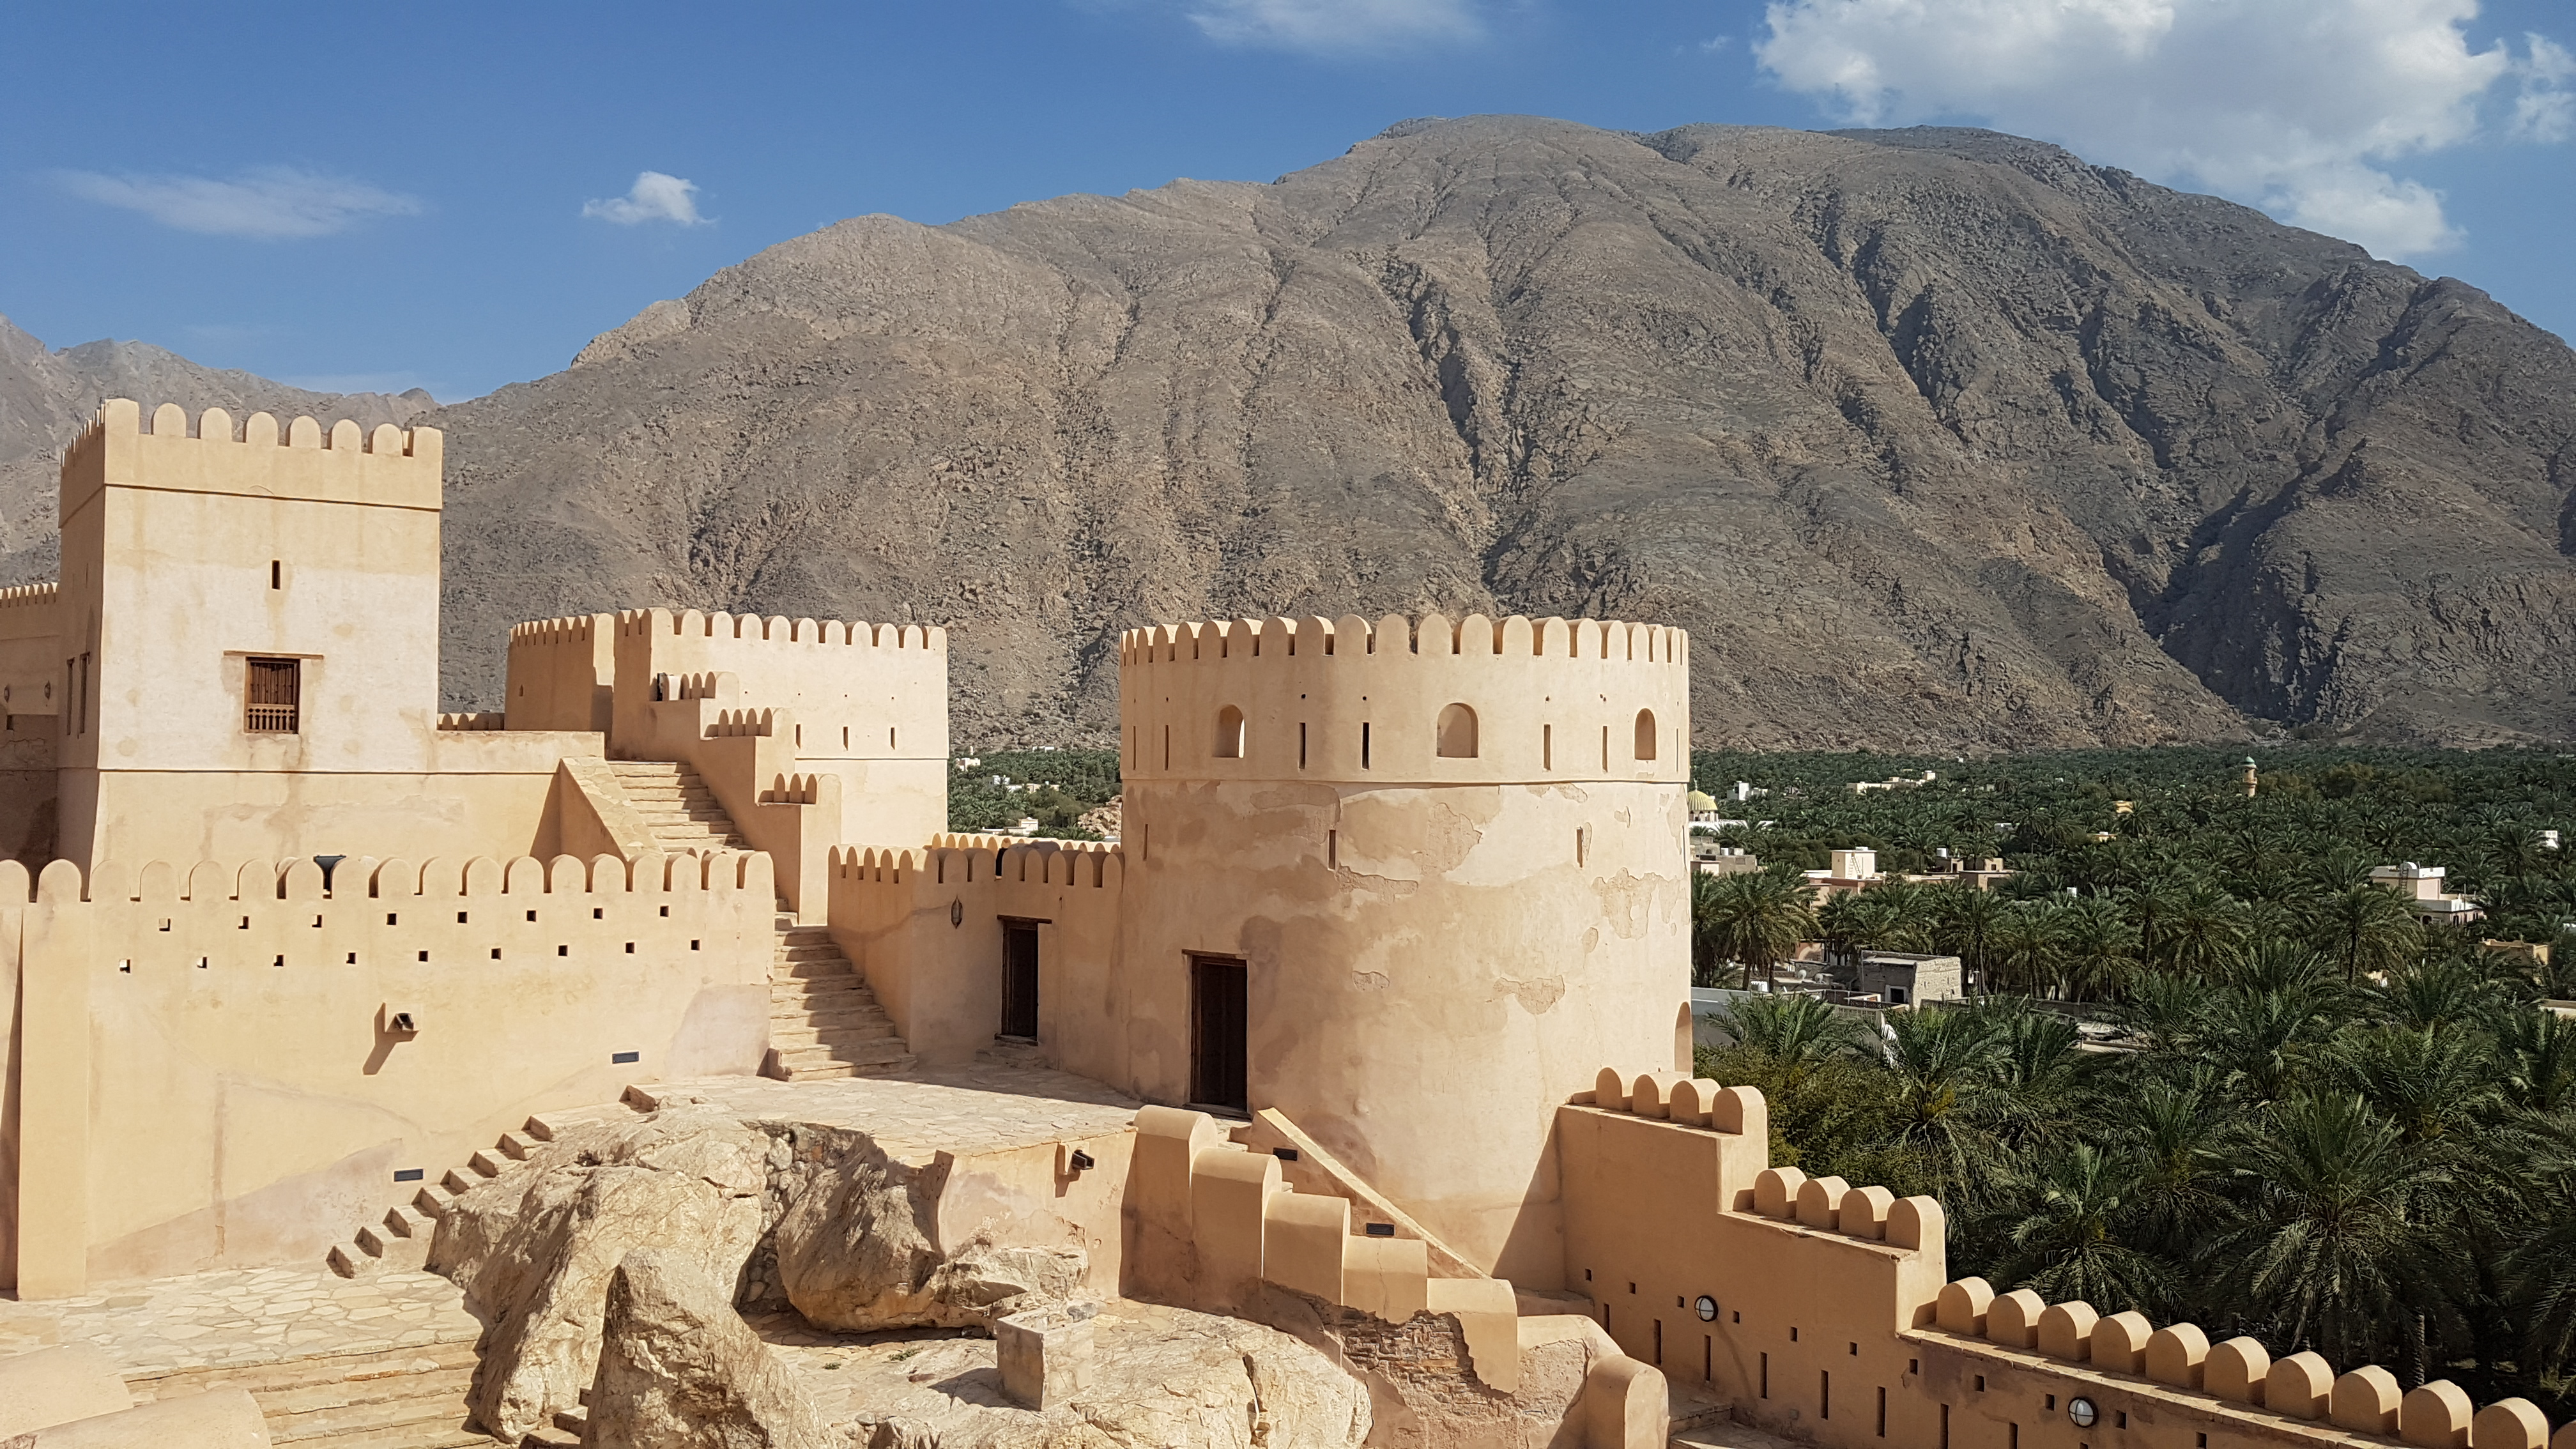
(2117, 1071), (2239, 1262)
(1991, 1144), (2172, 1312)
(1988, 903), (2067, 997)
(1706, 992), (1874, 1089)
(1879, 1008), (2009, 1197)
(2055, 895), (2139, 1002)
(2162, 880), (2250, 977)
(2497, 1008), (2576, 1114)
(1935, 884), (2011, 992)
(2326, 1025), (2506, 1146)
(2308, 882), (2425, 982)
(1696, 872), (1816, 987)
(2204, 1093), (2464, 1377)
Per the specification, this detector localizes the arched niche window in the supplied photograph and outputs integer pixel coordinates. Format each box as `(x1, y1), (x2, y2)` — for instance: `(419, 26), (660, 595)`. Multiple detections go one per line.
(1634, 708), (1658, 761)
(1215, 705), (1245, 760)
(1436, 702), (1479, 758)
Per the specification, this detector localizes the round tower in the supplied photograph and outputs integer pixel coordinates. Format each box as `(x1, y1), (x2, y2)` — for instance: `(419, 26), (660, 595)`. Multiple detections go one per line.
(1117, 611), (1692, 1286)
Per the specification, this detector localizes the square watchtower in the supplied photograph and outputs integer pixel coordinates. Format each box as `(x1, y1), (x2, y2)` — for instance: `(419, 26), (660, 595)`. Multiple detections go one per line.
(52, 400), (445, 866)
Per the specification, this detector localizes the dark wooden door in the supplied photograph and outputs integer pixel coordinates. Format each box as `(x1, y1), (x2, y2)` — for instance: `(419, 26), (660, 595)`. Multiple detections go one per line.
(1000, 922), (1039, 1039)
(1190, 954), (1248, 1112)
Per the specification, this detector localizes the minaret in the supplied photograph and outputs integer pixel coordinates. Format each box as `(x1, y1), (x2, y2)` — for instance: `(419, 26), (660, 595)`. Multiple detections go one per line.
(2243, 756), (2259, 799)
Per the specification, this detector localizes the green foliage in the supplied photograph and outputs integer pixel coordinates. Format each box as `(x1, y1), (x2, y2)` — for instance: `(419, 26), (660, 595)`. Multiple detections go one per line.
(946, 747), (1121, 838)
(1689, 744), (2576, 1408)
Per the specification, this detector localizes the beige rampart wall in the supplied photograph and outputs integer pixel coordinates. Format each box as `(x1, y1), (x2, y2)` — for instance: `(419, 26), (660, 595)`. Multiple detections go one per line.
(8, 850), (775, 1298)
(505, 613), (615, 733)
(605, 609), (948, 846)
(1563, 1072), (2571, 1449)
(828, 838), (1123, 1069)
(1113, 612), (1692, 1289)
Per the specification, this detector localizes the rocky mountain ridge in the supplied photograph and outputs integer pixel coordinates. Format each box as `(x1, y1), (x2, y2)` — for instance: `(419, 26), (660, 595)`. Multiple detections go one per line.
(6, 117), (2574, 750)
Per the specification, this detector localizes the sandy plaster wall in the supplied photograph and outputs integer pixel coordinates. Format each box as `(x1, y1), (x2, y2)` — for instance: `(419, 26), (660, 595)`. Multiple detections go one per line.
(1120, 776), (1690, 1289)
(8, 850), (774, 1296)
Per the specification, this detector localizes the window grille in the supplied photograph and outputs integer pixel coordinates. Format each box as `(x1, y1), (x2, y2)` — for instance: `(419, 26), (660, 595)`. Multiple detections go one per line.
(246, 657), (300, 733)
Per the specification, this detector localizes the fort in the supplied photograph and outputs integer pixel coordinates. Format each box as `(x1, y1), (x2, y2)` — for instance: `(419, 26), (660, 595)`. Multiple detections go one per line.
(0, 401), (2565, 1449)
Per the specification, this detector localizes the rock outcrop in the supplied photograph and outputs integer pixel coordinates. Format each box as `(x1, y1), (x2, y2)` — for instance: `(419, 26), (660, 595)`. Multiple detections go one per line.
(589, 1248), (837, 1449)
(769, 1126), (1085, 1331)
(431, 1102), (774, 1441)
(431, 1100), (1100, 1441)
(804, 1301), (1370, 1449)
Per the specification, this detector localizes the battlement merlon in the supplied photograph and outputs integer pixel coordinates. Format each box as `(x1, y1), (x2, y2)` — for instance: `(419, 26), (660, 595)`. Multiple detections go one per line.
(1119, 611), (1690, 786)
(61, 400), (443, 525)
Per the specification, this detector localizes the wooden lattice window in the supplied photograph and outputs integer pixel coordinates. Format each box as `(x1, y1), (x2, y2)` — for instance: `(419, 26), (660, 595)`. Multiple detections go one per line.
(245, 657), (300, 733)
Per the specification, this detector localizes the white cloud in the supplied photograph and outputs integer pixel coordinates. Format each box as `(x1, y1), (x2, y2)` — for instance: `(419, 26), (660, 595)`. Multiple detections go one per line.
(1755, 0), (2570, 261)
(1184, 0), (1481, 51)
(582, 172), (709, 226)
(2511, 34), (2575, 142)
(52, 165), (422, 239)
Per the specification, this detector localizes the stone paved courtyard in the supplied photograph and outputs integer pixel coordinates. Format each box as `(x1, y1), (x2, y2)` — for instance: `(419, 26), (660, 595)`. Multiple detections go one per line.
(0, 1264), (478, 1378)
(632, 1061), (1143, 1155)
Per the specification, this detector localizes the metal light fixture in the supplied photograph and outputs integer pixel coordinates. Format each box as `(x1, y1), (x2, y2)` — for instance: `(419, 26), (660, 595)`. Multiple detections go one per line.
(2068, 1398), (2098, 1429)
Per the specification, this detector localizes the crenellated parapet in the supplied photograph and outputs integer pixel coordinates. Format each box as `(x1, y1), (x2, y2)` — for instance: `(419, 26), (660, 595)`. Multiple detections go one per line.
(61, 399), (441, 519)
(1928, 1275), (2566, 1449)
(617, 608), (946, 653)
(1565, 1063), (2576, 1449)
(1117, 611), (1689, 785)
(608, 608), (948, 776)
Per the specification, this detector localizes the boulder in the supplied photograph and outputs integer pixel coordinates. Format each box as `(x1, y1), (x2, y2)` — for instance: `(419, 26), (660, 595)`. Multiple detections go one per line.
(827, 1301), (1368, 1449)
(588, 1248), (836, 1449)
(770, 1131), (1084, 1331)
(1250, 1287), (1609, 1449)
(431, 1102), (774, 1441)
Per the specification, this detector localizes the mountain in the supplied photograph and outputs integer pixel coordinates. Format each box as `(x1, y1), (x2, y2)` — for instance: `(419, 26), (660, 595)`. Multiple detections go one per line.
(419, 118), (2576, 749)
(0, 316), (434, 579)
(10, 117), (2576, 751)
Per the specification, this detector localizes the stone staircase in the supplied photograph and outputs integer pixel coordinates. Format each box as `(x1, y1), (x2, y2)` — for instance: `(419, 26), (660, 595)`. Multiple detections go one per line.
(606, 760), (747, 854)
(760, 910), (915, 1080)
(130, 1342), (500, 1449)
(326, 1107), (629, 1280)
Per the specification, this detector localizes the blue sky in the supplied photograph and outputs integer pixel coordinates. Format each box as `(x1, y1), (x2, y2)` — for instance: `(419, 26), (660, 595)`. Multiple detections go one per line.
(2, 1), (2569, 402)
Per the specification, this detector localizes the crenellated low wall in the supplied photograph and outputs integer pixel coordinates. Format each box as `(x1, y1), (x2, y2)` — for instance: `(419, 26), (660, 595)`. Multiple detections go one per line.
(6, 851), (777, 1298)
(1564, 1066), (2575, 1449)
(827, 838), (1123, 1069)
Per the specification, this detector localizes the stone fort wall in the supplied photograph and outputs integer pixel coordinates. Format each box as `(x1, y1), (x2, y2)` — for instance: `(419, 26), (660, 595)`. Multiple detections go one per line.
(1564, 1070), (2573, 1449)
(4, 850), (775, 1298)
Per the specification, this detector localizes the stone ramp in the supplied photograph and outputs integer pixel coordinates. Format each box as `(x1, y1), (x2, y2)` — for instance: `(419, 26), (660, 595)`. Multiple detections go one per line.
(0, 1265), (496, 1449)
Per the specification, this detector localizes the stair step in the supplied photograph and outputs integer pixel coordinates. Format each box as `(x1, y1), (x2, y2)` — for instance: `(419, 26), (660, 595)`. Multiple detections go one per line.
(440, 1169), (479, 1197)
(136, 1342), (483, 1400)
(383, 1205), (431, 1239)
(497, 1131), (538, 1160)
(413, 1183), (455, 1219)
(770, 1022), (899, 1049)
(272, 1413), (499, 1449)
(776, 1038), (916, 1068)
(256, 1364), (476, 1418)
(553, 1407), (588, 1435)
(466, 1151), (506, 1177)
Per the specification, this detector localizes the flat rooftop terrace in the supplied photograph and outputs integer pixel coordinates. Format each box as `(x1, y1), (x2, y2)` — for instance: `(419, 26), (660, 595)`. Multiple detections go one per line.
(628, 1062), (1142, 1156)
